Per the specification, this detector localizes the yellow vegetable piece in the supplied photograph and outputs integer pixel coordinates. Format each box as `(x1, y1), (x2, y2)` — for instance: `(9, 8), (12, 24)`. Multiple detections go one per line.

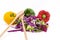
(4, 11), (16, 25)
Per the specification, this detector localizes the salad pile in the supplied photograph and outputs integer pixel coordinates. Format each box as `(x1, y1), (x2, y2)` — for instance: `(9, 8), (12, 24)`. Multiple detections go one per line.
(8, 8), (50, 32)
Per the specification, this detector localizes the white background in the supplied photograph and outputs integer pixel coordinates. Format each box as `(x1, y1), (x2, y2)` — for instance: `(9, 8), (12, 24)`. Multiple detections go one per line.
(0, 0), (60, 40)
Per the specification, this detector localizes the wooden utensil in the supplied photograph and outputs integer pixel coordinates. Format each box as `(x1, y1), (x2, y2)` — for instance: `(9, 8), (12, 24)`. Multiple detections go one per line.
(0, 11), (24, 38)
(21, 15), (28, 40)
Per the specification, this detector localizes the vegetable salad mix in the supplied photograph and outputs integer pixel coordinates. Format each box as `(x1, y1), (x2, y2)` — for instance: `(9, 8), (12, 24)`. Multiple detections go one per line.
(8, 8), (50, 32)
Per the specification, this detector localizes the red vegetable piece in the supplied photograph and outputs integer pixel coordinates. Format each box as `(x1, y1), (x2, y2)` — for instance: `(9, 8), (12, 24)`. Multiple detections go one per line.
(37, 10), (50, 22)
(40, 25), (47, 32)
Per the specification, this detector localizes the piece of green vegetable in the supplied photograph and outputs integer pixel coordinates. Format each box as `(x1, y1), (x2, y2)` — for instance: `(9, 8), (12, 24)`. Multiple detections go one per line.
(24, 8), (35, 17)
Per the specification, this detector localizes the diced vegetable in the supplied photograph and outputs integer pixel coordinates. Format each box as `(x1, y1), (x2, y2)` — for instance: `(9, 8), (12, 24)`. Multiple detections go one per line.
(26, 25), (34, 32)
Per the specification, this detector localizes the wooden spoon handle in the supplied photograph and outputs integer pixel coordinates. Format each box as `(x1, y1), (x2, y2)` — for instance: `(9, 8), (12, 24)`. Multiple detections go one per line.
(21, 15), (28, 40)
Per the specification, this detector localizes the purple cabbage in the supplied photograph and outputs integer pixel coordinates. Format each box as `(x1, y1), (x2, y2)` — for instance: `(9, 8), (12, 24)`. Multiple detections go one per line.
(23, 16), (37, 27)
(15, 22), (22, 29)
(8, 29), (23, 32)
(27, 22), (36, 27)
(40, 25), (47, 32)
